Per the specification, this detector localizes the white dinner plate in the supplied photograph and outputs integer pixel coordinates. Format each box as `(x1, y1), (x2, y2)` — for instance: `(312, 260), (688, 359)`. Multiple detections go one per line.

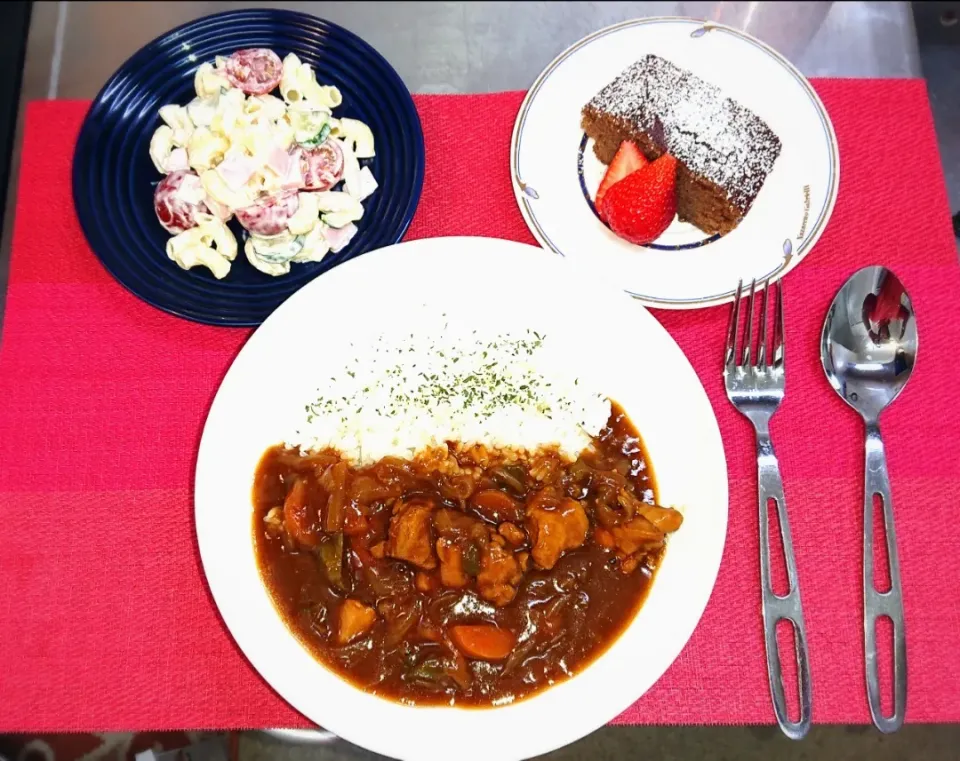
(195, 237), (728, 761)
(511, 17), (839, 309)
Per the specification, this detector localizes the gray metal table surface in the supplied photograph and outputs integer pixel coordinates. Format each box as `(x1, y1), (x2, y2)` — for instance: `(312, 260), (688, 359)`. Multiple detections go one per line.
(7, 3), (955, 761)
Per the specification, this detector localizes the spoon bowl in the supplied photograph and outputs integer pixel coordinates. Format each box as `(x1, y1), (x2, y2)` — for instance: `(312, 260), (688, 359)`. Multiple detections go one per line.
(820, 265), (915, 734)
(821, 266), (917, 423)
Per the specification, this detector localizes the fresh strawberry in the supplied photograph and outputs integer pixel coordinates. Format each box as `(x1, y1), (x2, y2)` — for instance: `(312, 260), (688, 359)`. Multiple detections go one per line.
(601, 153), (678, 246)
(594, 141), (647, 219)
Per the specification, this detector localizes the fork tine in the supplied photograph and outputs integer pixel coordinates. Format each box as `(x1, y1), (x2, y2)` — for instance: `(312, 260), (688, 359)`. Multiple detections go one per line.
(773, 279), (785, 368)
(725, 279), (743, 366)
(742, 279), (756, 366)
(757, 279), (768, 367)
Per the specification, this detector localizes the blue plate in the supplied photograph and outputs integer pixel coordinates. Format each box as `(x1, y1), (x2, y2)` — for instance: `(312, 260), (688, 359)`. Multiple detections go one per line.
(73, 9), (424, 327)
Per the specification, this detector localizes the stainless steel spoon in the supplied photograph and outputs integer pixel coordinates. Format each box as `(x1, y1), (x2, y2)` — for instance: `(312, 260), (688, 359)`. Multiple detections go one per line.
(820, 266), (916, 733)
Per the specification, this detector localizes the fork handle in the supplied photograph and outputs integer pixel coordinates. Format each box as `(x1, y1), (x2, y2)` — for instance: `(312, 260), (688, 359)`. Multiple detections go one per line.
(864, 422), (907, 732)
(757, 431), (813, 740)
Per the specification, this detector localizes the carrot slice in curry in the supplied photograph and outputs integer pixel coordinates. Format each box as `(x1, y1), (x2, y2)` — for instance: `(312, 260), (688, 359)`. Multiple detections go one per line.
(282, 478), (319, 548)
(450, 624), (515, 661)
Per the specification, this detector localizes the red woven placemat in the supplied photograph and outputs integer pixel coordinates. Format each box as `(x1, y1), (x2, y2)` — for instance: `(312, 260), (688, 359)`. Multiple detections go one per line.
(1, 82), (959, 732)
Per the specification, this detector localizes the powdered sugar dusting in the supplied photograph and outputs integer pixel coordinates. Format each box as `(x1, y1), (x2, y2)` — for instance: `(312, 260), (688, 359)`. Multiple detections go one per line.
(585, 55), (781, 210)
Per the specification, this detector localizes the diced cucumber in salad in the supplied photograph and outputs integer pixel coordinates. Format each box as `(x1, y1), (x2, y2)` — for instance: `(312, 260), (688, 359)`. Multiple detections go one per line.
(300, 122), (332, 147)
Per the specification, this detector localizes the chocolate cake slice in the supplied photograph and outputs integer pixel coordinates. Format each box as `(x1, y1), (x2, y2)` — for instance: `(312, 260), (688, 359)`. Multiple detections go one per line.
(581, 55), (781, 236)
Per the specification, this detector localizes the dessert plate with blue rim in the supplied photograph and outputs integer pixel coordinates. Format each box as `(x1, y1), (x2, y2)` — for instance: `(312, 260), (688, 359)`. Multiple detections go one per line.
(511, 17), (839, 309)
(73, 8), (424, 327)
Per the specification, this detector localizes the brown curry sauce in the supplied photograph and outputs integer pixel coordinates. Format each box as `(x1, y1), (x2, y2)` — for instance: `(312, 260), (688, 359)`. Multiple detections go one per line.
(253, 401), (681, 706)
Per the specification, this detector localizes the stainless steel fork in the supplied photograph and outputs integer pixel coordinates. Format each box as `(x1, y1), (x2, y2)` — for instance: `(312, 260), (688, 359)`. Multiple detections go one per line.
(724, 279), (812, 740)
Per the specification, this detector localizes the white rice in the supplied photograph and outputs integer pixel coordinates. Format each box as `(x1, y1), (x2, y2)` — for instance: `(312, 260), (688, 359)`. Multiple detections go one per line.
(288, 321), (611, 466)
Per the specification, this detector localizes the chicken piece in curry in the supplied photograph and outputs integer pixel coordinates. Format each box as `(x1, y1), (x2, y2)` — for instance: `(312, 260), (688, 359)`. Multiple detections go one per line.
(253, 402), (682, 706)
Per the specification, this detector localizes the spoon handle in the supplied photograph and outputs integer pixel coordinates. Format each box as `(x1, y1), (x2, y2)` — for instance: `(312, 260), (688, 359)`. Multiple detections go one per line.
(864, 422), (907, 732)
(757, 431), (813, 740)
